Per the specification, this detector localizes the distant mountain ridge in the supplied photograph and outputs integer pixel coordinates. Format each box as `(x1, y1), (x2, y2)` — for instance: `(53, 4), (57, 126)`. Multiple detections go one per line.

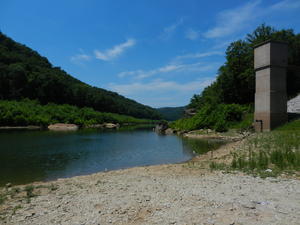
(157, 106), (185, 121)
(0, 32), (161, 119)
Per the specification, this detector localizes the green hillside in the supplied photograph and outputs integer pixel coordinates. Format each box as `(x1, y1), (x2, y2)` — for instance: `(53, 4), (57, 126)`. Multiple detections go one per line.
(157, 106), (185, 121)
(0, 32), (161, 120)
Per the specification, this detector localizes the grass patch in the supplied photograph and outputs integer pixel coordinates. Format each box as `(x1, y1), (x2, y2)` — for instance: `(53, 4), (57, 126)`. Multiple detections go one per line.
(207, 120), (300, 178)
(209, 162), (228, 170)
(275, 119), (300, 131)
(183, 138), (227, 155)
(24, 185), (37, 203)
(229, 120), (300, 177)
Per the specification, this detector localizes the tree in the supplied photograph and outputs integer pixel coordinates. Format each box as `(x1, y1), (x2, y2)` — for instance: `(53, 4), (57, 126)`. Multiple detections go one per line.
(246, 23), (276, 45)
(188, 24), (300, 110)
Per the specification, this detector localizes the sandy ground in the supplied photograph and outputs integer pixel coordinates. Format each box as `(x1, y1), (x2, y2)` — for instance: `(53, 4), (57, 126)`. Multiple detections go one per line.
(1, 139), (300, 225)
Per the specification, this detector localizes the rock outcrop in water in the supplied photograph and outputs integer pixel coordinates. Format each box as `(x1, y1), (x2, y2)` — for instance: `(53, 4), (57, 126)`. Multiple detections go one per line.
(104, 123), (120, 129)
(154, 122), (175, 134)
(48, 123), (79, 131)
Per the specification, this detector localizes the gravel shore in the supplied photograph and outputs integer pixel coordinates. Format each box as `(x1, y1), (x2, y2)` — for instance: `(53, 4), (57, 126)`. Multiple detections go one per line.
(1, 141), (300, 225)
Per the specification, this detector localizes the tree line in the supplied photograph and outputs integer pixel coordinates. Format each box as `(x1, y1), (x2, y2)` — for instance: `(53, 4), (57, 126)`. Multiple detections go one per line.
(172, 24), (300, 132)
(0, 99), (156, 127)
(189, 24), (300, 110)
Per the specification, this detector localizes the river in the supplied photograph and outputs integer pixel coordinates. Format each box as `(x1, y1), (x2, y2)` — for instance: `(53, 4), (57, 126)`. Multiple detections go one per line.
(0, 127), (225, 186)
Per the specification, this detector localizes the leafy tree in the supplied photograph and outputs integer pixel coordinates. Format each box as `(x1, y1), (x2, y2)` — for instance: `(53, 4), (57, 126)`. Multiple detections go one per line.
(188, 24), (300, 110)
(246, 23), (276, 44)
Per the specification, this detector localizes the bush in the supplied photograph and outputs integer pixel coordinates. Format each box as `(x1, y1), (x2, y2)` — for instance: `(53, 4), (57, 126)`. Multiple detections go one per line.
(214, 120), (228, 132)
(171, 103), (250, 132)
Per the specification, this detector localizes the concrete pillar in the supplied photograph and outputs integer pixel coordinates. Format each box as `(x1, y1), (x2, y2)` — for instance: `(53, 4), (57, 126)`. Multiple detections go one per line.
(254, 41), (288, 131)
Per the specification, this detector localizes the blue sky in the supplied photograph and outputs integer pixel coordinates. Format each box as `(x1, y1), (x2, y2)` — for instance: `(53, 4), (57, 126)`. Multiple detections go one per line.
(1, 0), (300, 107)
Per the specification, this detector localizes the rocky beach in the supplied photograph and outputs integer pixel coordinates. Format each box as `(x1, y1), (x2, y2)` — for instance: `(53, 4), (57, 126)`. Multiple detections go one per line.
(1, 140), (299, 225)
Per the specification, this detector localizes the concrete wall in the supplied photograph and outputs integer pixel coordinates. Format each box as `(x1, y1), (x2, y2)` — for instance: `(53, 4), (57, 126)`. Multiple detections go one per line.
(254, 41), (288, 131)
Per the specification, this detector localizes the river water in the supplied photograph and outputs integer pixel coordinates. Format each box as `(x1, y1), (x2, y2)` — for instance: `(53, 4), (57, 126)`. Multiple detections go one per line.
(0, 127), (225, 186)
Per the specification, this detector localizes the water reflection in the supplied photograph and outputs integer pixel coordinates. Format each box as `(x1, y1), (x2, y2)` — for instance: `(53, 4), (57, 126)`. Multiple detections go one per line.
(182, 137), (227, 155)
(0, 128), (226, 186)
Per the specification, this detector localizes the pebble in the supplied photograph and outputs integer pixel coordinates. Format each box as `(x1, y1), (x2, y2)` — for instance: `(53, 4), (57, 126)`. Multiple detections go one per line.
(1, 166), (300, 225)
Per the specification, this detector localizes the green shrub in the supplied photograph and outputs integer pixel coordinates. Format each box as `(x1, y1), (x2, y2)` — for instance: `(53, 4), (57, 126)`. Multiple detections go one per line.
(0, 99), (156, 126)
(171, 103), (250, 132)
(214, 120), (228, 132)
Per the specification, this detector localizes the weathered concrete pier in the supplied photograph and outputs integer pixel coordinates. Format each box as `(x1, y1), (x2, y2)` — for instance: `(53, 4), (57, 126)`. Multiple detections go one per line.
(254, 41), (288, 131)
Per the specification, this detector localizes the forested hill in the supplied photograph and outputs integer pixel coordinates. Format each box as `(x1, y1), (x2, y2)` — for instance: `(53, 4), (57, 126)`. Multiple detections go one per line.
(157, 107), (185, 121)
(0, 32), (161, 120)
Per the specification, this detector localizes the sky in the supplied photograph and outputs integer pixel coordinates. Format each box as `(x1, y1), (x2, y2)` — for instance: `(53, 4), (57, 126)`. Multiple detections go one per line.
(1, 0), (300, 108)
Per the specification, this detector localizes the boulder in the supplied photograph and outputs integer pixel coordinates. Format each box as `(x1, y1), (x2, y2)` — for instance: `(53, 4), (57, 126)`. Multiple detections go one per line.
(104, 123), (120, 129)
(165, 128), (174, 135)
(48, 123), (79, 131)
(154, 122), (168, 134)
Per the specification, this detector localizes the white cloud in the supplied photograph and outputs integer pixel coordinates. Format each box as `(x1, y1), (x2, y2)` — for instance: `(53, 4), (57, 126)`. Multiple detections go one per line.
(109, 77), (217, 107)
(71, 53), (91, 61)
(109, 78), (214, 96)
(271, 0), (300, 10)
(160, 18), (184, 40)
(185, 28), (200, 40)
(204, 0), (261, 39)
(203, 0), (300, 40)
(118, 61), (217, 80)
(94, 39), (136, 61)
(70, 51), (91, 65)
(174, 51), (223, 61)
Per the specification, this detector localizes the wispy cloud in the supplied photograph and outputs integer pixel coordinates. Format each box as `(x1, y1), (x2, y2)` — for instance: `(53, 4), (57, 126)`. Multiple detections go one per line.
(94, 39), (136, 61)
(185, 28), (200, 40)
(174, 51), (223, 61)
(118, 61), (217, 80)
(70, 53), (91, 62)
(109, 78), (214, 96)
(160, 18), (184, 40)
(203, 0), (261, 39)
(203, 0), (300, 40)
(109, 77), (214, 107)
(271, 0), (300, 10)
(70, 49), (91, 65)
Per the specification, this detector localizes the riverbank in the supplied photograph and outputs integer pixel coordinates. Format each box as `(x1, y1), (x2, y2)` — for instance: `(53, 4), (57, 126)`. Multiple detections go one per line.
(0, 126), (42, 130)
(1, 137), (299, 225)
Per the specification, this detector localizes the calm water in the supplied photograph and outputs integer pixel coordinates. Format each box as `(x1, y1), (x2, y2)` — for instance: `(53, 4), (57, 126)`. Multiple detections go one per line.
(0, 128), (225, 186)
